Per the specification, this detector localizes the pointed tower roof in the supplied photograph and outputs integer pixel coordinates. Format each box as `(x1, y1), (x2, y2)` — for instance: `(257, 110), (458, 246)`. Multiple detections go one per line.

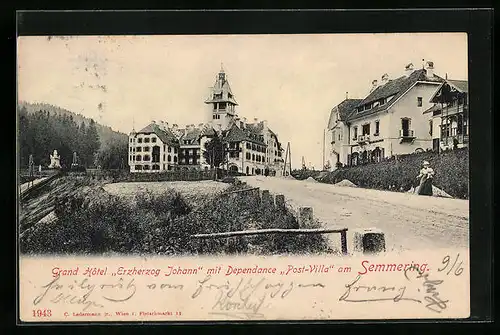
(205, 67), (238, 105)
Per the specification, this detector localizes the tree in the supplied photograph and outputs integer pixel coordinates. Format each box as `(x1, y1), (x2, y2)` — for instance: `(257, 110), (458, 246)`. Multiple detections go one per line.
(84, 119), (100, 167)
(203, 134), (227, 179)
(96, 137), (129, 170)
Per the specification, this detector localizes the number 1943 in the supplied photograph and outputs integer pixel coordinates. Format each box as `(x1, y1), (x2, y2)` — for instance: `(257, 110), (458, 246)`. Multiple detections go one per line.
(33, 309), (52, 318)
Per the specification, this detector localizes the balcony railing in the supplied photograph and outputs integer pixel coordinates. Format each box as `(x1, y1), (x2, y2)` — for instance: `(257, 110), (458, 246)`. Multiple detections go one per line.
(399, 129), (415, 138)
(357, 134), (370, 143)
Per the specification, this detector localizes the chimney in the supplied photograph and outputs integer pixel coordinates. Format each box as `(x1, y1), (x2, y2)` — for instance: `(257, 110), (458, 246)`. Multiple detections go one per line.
(172, 124), (178, 130)
(346, 92), (349, 100)
(254, 117), (258, 123)
(151, 120), (156, 124)
(198, 123), (204, 129)
(381, 73), (389, 84)
(262, 119), (268, 132)
(425, 61), (434, 79)
(405, 63), (414, 77)
(370, 80), (378, 93)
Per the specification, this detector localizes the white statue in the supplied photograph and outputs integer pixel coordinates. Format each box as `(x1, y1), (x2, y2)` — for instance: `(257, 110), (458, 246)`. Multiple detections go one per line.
(48, 150), (61, 169)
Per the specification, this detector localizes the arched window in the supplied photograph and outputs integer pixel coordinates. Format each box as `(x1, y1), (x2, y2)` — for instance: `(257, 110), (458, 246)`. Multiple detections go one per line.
(168, 155), (171, 162)
(143, 155), (150, 161)
(174, 156), (178, 163)
(136, 155), (142, 161)
(246, 166), (250, 175)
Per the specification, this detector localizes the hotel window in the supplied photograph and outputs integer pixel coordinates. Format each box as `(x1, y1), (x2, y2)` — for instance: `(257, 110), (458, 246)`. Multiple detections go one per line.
(219, 102), (226, 110)
(136, 155), (142, 161)
(143, 155), (150, 161)
(168, 155), (171, 162)
(429, 120), (433, 135)
(130, 138), (133, 143)
(135, 165), (142, 170)
(145, 138), (150, 143)
(144, 165), (150, 170)
(136, 147), (142, 152)
(163, 154), (165, 161)
(174, 156), (178, 163)
(168, 147), (172, 153)
(375, 121), (380, 135)
(246, 152), (251, 160)
(152, 137), (156, 143)
(144, 147), (150, 152)
(174, 147), (178, 154)
(417, 97), (423, 107)
(138, 138), (143, 143)
(353, 127), (358, 139)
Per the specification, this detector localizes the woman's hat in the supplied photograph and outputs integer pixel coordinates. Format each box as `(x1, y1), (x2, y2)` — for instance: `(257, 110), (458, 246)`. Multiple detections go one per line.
(423, 160), (430, 166)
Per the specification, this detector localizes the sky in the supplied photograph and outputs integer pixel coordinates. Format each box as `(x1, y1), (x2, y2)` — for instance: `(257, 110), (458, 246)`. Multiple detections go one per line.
(17, 33), (468, 169)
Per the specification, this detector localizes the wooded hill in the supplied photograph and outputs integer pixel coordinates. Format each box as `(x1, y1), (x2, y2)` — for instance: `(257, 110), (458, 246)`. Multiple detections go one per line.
(18, 101), (128, 170)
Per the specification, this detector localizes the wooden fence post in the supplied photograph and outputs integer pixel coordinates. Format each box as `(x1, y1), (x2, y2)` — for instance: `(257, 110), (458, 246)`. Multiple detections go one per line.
(340, 229), (348, 255)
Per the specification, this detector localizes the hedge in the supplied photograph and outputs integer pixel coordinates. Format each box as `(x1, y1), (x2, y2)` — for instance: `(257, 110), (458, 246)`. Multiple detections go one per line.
(320, 148), (469, 199)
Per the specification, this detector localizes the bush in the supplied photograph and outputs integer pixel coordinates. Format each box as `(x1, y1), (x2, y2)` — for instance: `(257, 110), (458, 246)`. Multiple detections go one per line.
(321, 148), (468, 199)
(21, 182), (333, 256)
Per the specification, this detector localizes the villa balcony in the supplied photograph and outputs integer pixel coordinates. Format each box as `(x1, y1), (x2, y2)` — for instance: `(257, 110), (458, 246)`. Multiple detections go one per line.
(356, 134), (370, 144)
(399, 129), (415, 143)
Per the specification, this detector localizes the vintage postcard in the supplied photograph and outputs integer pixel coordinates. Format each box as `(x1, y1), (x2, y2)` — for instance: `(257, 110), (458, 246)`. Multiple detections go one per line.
(17, 33), (470, 322)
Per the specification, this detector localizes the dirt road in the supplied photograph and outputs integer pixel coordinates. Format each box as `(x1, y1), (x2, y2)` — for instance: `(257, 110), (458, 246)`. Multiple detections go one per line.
(240, 176), (469, 252)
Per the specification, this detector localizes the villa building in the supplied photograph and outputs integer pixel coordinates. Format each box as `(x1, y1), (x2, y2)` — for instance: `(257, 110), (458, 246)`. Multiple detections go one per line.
(327, 61), (446, 168)
(423, 79), (468, 151)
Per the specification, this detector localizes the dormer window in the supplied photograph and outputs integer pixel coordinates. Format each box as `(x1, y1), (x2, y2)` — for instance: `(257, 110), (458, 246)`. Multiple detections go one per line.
(214, 93), (222, 99)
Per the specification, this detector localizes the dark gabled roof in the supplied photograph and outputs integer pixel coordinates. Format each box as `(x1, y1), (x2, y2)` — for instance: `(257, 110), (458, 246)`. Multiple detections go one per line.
(327, 99), (362, 129)
(429, 79), (468, 104)
(200, 125), (216, 137)
(223, 123), (266, 145)
(136, 123), (179, 146)
(180, 128), (202, 145)
(347, 69), (445, 121)
(448, 80), (468, 93)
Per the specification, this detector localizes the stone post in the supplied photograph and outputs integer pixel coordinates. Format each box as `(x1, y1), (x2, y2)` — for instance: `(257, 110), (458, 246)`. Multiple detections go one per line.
(298, 207), (313, 228)
(353, 228), (386, 254)
(260, 190), (274, 208)
(274, 194), (285, 211)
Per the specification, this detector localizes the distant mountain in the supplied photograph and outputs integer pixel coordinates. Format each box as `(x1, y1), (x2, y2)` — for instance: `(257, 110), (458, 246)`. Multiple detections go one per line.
(18, 101), (128, 147)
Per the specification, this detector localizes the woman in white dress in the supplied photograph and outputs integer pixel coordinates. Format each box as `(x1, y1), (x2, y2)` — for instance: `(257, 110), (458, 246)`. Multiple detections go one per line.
(417, 160), (434, 196)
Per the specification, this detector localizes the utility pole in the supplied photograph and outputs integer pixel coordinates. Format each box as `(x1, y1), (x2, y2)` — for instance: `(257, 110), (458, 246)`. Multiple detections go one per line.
(322, 128), (326, 170)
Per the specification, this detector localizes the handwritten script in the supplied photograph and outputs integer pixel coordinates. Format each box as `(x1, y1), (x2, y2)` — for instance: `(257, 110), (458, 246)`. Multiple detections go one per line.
(33, 274), (325, 319)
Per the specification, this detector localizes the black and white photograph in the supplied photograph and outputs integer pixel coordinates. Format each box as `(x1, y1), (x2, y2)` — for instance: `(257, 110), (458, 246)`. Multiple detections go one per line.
(17, 29), (480, 322)
(18, 33), (469, 256)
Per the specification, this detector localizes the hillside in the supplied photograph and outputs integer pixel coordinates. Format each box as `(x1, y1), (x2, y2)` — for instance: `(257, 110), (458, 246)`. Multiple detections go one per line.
(18, 101), (129, 169)
(18, 101), (128, 146)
